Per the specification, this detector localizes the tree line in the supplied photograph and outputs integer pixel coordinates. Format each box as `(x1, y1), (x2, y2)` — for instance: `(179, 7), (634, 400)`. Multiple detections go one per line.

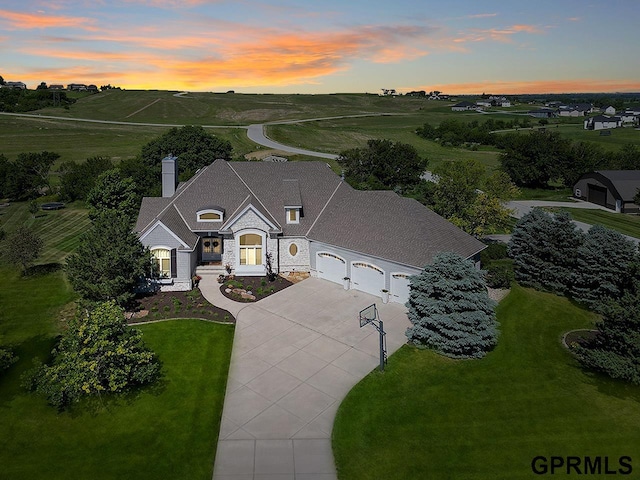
(508, 209), (640, 384)
(417, 119), (640, 189)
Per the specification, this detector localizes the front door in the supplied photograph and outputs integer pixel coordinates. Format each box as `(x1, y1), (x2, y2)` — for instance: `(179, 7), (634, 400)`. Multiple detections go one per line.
(202, 236), (222, 263)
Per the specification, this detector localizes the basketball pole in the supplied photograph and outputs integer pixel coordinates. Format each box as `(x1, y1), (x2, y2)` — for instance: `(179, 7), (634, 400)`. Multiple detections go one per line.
(378, 320), (385, 372)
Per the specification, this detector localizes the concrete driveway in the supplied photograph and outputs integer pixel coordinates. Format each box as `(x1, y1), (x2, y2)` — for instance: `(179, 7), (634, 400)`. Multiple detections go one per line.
(200, 276), (409, 479)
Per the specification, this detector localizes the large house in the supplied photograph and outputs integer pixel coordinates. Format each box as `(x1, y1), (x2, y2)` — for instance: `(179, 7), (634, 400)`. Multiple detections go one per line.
(574, 170), (640, 213)
(134, 157), (485, 304)
(584, 115), (621, 130)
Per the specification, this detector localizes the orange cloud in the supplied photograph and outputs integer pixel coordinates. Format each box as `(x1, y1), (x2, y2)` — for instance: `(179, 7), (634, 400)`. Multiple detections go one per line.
(413, 79), (640, 95)
(0, 8), (96, 30)
(468, 13), (498, 19)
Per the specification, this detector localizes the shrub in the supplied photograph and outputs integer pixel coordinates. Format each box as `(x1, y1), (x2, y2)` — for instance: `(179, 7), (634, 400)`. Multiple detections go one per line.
(485, 260), (514, 289)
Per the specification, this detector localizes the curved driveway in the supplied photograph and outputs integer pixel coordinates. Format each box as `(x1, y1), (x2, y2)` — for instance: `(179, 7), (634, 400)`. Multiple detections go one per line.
(199, 276), (409, 479)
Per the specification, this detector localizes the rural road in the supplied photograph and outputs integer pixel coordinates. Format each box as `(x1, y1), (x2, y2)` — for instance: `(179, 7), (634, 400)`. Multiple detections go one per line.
(0, 111), (402, 160)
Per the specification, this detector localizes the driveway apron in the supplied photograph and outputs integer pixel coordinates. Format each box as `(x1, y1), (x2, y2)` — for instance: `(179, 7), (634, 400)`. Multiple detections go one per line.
(200, 276), (409, 479)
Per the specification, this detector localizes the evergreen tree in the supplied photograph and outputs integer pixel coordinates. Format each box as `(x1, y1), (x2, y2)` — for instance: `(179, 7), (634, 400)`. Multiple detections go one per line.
(24, 301), (160, 408)
(574, 289), (640, 385)
(406, 252), (499, 359)
(86, 169), (139, 223)
(571, 225), (637, 311)
(65, 210), (150, 306)
(508, 209), (582, 295)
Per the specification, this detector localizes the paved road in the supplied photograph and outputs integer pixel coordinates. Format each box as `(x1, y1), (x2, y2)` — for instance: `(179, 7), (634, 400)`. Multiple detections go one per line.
(486, 199), (639, 244)
(247, 124), (338, 160)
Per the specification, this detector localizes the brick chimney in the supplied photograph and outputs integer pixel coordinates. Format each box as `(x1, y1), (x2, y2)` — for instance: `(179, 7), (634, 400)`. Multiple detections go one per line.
(161, 155), (178, 198)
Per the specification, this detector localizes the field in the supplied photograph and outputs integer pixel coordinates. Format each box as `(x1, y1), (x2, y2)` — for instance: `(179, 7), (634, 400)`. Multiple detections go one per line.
(0, 201), (91, 264)
(548, 207), (640, 238)
(0, 266), (234, 480)
(2, 91), (637, 176)
(332, 286), (640, 479)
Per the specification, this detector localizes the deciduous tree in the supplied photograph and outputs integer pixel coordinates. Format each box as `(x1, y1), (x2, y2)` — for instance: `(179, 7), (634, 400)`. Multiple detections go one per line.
(141, 125), (232, 180)
(24, 301), (160, 408)
(406, 252), (499, 359)
(58, 156), (114, 201)
(337, 139), (427, 192)
(3, 226), (44, 274)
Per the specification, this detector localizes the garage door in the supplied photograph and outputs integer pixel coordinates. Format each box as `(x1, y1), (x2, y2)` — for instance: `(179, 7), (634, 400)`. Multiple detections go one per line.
(351, 262), (385, 296)
(317, 252), (346, 285)
(588, 184), (607, 207)
(390, 273), (411, 304)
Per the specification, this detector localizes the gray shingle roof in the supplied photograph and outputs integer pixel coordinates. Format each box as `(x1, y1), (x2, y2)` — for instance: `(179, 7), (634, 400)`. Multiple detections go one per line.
(307, 183), (485, 268)
(136, 159), (486, 268)
(596, 170), (640, 201)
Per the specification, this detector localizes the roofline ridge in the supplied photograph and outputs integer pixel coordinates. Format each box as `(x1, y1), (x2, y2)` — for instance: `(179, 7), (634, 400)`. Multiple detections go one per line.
(138, 162), (211, 235)
(220, 194), (251, 230)
(305, 180), (344, 237)
(227, 162), (282, 229)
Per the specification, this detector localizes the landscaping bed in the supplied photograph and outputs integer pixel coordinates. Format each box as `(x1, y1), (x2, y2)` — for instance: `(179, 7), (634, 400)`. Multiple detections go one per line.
(219, 275), (293, 302)
(562, 328), (599, 349)
(129, 288), (235, 324)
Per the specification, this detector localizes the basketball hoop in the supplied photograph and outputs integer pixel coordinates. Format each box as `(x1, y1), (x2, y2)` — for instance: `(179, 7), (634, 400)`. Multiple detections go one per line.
(358, 304), (387, 371)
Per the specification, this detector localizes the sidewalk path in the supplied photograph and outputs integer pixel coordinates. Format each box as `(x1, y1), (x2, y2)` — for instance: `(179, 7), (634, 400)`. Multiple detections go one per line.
(199, 276), (409, 479)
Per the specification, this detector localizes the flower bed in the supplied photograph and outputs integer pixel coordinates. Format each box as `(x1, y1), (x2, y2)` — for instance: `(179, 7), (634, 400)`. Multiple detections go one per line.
(128, 288), (234, 323)
(219, 275), (293, 302)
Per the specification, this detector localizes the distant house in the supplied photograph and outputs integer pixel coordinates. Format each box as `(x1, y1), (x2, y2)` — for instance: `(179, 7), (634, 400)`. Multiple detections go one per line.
(49, 84), (64, 90)
(5, 81), (26, 89)
(574, 170), (640, 213)
(620, 112), (639, 126)
(603, 106), (616, 115)
(451, 101), (476, 112)
(476, 100), (492, 108)
(558, 103), (592, 117)
(489, 96), (510, 107)
(529, 108), (557, 118)
(67, 83), (88, 91)
(625, 105), (640, 115)
(584, 115), (621, 130)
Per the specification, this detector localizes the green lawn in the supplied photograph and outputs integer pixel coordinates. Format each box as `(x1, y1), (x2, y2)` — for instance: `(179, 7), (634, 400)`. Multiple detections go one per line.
(548, 207), (640, 239)
(0, 201), (91, 264)
(0, 266), (234, 480)
(332, 285), (640, 479)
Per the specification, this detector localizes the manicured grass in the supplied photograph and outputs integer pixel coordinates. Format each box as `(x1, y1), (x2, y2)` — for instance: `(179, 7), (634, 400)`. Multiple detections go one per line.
(549, 207), (640, 239)
(517, 187), (575, 201)
(332, 285), (640, 479)
(0, 201), (91, 264)
(0, 267), (235, 480)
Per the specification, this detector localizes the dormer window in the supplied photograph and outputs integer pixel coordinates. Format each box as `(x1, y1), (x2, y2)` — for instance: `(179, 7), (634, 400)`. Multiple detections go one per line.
(286, 208), (300, 224)
(197, 209), (224, 222)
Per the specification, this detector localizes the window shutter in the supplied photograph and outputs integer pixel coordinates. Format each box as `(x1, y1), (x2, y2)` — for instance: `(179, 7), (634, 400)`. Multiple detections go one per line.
(170, 249), (177, 278)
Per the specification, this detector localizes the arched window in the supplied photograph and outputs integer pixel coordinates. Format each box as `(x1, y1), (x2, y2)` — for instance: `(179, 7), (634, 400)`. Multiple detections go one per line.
(239, 233), (263, 266)
(151, 248), (171, 277)
(197, 209), (224, 222)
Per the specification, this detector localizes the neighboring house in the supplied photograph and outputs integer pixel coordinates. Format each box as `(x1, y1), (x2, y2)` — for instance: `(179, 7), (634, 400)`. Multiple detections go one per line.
(603, 105), (616, 115)
(5, 81), (26, 89)
(67, 83), (87, 91)
(451, 101), (476, 111)
(574, 170), (640, 213)
(620, 112), (639, 126)
(135, 157), (486, 304)
(584, 115), (621, 130)
(558, 104), (592, 117)
(49, 84), (65, 90)
(529, 108), (557, 118)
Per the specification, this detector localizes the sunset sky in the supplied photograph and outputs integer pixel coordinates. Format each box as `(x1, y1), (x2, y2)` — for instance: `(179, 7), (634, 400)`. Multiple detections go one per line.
(1, 0), (638, 94)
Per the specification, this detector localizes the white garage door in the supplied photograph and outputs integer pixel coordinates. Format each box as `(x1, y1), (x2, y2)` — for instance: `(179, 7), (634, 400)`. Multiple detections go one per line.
(390, 273), (411, 304)
(317, 252), (346, 285)
(351, 262), (385, 296)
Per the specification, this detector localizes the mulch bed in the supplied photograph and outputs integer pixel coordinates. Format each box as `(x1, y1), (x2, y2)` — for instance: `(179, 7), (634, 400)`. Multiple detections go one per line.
(127, 288), (235, 324)
(562, 329), (599, 349)
(219, 275), (293, 302)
